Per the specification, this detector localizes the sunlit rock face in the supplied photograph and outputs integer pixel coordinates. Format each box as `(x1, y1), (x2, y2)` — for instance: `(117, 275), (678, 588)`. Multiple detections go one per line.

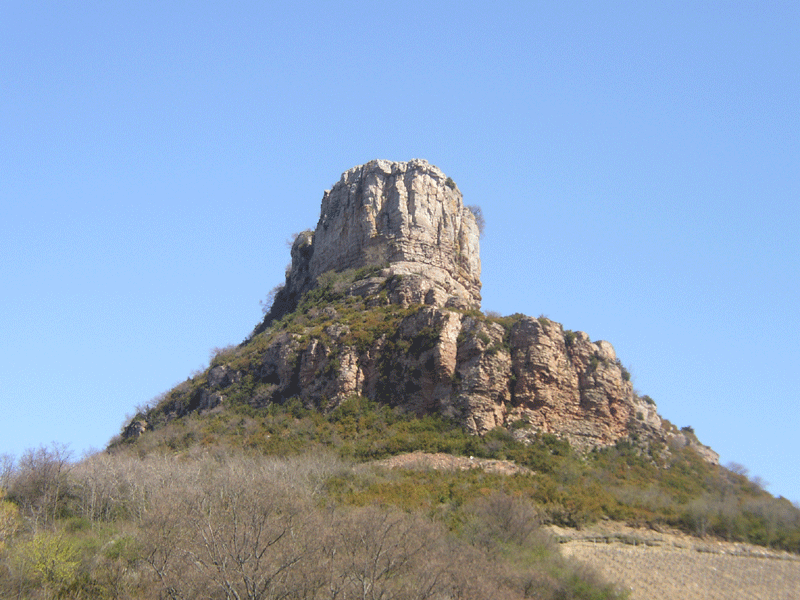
(281, 159), (481, 313)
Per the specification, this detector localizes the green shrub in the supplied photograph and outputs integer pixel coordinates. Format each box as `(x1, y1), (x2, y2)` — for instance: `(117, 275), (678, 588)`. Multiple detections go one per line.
(615, 359), (631, 381)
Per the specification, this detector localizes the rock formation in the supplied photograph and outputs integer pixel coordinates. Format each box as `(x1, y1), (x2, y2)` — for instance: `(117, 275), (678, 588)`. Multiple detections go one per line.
(262, 159), (481, 329)
(129, 159), (718, 462)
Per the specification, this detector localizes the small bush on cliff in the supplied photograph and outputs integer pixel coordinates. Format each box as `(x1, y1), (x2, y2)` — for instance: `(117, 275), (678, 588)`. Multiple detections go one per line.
(466, 204), (485, 237)
(616, 359), (631, 381)
(260, 284), (284, 315)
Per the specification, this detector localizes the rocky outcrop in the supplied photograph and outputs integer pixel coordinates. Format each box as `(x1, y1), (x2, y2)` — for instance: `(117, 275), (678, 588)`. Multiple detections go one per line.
(175, 295), (671, 452)
(322, 310), (659, 449)
(261, 160), (481, 329)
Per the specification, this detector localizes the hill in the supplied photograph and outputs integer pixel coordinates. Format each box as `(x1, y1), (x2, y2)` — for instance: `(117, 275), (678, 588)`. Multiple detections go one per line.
(116, 159), (798, 549)
(123, 159), (715, 458)
(1, 160), (797, 599)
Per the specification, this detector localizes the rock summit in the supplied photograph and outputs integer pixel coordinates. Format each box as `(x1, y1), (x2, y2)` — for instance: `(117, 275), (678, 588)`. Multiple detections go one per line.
(266, 159), (481, 324)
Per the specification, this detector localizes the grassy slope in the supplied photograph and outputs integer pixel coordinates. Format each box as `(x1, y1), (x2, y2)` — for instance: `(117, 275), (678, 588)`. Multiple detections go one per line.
(117, 393), (800, 552)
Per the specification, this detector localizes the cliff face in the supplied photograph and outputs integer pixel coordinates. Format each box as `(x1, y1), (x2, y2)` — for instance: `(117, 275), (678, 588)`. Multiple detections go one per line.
(263, 160), (481, 328)
(313, 159), (481, 305)
(193, 303), (662, 450)
(129, 160), (717, 461)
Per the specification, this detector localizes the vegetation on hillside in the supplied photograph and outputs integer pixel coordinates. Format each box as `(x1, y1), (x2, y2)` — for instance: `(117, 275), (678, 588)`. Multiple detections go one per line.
(0, 441), (629, 599)
(2, 268), (798, 598)
(2, 398), (798, 598)
(113, 394), (800, 550)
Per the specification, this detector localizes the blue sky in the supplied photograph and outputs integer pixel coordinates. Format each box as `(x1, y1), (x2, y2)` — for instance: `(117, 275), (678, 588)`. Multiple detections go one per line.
(1, 1), (798, 502)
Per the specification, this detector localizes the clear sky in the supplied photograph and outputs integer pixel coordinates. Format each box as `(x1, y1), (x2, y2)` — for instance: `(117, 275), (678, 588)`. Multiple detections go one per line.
(1, 1), (798, 502)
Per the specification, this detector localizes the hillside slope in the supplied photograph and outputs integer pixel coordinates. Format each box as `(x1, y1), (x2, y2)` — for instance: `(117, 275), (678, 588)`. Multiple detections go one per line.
(124, 159), (715, 461)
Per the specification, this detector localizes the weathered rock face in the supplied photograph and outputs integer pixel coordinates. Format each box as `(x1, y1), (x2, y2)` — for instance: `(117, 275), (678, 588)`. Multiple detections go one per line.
(313, 159), (481, 306)
(242, 308), (666, 451)
(264, 160), (481, 327)
(166, 292), (677, 452)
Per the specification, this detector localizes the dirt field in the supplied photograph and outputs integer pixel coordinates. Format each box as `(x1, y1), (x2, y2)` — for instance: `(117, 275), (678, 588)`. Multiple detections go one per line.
(555, 525), (800, 600)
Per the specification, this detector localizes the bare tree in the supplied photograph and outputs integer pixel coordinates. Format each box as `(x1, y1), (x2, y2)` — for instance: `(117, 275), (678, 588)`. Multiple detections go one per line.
(260, 284), (285, 315)
(70, 451), (151, 524)
(320, 504), (493, 600)
(8, 443), (73, 529)
(138, 457), (317, 600)
(466, 205), (485, 237)
(0, 453), (14, 492)
(463, 491), (542, 551)
(685, 494), (716, 537)
(725, 461), (749, 477)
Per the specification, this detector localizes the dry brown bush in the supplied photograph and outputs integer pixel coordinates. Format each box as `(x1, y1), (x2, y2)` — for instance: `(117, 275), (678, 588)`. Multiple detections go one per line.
(132, 454), (527, 599)
(7, 443), (73, 529)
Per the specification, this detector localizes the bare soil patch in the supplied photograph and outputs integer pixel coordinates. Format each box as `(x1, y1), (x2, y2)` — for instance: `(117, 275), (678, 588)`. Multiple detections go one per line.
(553, 523), (800, 600)
(371, 451), (532, 475)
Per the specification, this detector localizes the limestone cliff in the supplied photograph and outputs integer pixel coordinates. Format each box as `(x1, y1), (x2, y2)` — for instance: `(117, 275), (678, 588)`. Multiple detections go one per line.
(260, 159), (481, 331)
(126, 160), (718, 462)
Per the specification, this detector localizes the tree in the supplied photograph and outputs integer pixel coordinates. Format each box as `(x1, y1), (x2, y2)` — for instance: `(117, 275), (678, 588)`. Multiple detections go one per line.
(326, 506), (439, 600)
(8, 443), (73, 528)
(139, 458), (315, 600)
(0, 492), (20, 552)
(12, 532), (79, 600)
(260, 283), (285, 315)
(464, 491), (542, 551)
(0, 453), (13, 491)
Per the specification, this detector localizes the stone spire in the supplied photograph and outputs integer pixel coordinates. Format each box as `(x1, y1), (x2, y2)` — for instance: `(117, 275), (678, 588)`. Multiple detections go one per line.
(276, 159), (481, 317)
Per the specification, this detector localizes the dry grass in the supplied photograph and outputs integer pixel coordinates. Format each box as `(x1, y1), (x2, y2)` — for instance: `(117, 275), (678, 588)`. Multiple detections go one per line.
(556, 524), (800, 600)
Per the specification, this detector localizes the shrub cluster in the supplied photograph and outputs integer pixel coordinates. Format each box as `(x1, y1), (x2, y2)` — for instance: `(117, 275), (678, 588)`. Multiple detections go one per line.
(117, 393), (800, 552)
(0, 445), (629, 600)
